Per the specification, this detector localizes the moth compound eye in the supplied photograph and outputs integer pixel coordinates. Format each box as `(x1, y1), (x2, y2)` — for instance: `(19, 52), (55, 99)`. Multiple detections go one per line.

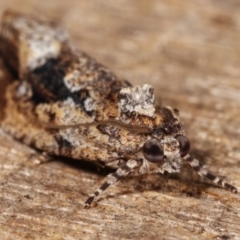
(175, 135), (190, 157)
(142, 139), (164, 163)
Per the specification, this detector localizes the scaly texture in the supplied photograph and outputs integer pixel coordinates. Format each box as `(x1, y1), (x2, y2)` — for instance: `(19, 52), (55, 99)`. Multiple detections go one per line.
(0, 10), (237, 207)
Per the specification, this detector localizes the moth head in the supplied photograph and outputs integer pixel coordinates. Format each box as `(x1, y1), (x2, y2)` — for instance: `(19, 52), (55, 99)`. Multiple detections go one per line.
(142, 134), (190, 165)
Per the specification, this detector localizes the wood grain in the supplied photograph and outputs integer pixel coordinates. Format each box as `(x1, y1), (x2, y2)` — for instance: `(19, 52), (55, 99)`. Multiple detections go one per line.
(0, 1), (240, 239)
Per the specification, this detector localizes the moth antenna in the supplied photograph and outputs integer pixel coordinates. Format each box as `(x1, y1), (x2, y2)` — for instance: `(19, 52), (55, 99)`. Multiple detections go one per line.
(39, 119), (152, 134)
(38, 121), (97, 129)
(85, 159), (140, 208)
(102, 119), (152, 133)
(184, 154), (238, 193)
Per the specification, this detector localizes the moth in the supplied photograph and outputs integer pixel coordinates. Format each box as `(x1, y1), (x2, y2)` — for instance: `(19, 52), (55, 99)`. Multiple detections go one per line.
(0, 10), (237, 208)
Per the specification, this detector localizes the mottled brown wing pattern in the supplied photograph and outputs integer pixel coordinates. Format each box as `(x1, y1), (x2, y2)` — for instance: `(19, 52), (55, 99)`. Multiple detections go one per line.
(0, 10), (238, 208)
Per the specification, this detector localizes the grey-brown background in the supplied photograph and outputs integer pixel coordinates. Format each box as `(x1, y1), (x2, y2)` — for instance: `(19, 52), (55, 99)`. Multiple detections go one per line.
(0, 1), (240, 239)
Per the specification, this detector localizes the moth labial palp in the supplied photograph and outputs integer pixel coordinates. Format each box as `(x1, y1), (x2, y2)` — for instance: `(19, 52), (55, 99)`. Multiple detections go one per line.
(0, 10), (238, 208)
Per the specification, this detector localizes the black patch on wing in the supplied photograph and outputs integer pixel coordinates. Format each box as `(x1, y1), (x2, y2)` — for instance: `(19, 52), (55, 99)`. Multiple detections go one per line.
(55, 135), (73, 156)
(27, 58), (96, 116)
(74, 89), (93, 115)
(26, 54), (132, 116)
(27, 58), (72, 102)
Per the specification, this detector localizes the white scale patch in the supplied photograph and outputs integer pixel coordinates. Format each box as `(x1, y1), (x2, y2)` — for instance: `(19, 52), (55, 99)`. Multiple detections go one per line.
(63, 70), (84, 92)
(15, 81), (32, 98)
(84, 97), (96, 112)
(13, 16), (68, 71)
(119, 84), (156, 118)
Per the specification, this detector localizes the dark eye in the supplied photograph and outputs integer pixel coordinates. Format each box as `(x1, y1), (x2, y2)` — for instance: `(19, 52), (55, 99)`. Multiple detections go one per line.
(142, 139), (164, 163)
(175, 135), (190, 157)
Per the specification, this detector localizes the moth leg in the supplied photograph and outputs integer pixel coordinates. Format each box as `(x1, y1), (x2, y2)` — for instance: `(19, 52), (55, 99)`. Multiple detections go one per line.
(85, 159), (140, 208)
(184, 154), (237, 193)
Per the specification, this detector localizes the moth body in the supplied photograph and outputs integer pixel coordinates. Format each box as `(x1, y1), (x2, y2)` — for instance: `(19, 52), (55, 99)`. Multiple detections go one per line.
(0, 11), (237, 207)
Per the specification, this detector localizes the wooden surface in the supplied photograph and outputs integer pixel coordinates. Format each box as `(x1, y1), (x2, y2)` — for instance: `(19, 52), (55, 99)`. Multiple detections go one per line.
(1, 1), (240, 239)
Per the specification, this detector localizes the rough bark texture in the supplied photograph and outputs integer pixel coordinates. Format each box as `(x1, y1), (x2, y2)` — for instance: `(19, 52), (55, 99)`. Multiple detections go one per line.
(0, 1), (240, 239)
